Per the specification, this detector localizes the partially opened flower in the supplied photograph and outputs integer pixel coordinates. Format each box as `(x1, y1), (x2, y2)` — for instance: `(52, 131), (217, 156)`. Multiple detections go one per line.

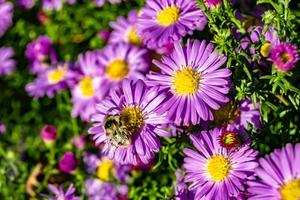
(270, 42), (299, 72)
(136, 0), (207, 48)
(147, 39), (231, 126)
(174, 169), (195, 200)
(109, 10), (142, 46)
(205, 0), (222, 8)
(183, 128), (258, 199)
(247, 143), (300, 200)
(71, 51), (107, 121)
(89, 79), (168, 165)
(213, 99), (262, 129)
(42, 184), (80, 200)
(0, 0), (13, 37)
(96, 43), (149, 89)
(0, 47), (15, 76)
(26, 63), (77, 98)
(25, 35), (58, 74)
(40, 124), (57, 143)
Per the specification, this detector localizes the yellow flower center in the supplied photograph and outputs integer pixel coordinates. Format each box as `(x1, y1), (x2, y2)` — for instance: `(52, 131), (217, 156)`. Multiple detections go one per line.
(156, 5), (180, 26)
(96, 158), (114, 182)
(121, 106), (144, 133)
(47, 68), (65, 84)
(224, 133), (235, 145)
(105, 59), (129, 80)
(172, 67), (200, 96)
(280, 52), (291, 64)
(79, 77), (95, 97)
(280, 178), (300, 200)
(260, 43), (271, 57)
(213, 103), (240, 126)
(128, 27), (142, 45)
(207, 155), (231, 182)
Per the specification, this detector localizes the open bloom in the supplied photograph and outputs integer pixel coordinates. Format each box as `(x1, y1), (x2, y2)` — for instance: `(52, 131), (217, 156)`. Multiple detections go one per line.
(183, 128), (258, 199)
(136, 0), (207, 49)
(96, 43), (149, 88)
(0, 47), (15, 75)
(147, 39), (231, 126)
(25, 35), (58, 74)
(269, 42), (299, 72)
(0, 0), (13, 37)
(43, 184), (80, 200)
(247, 143), (300, 200)
(85, 179), (118, 200)
(109, 10), (142, 46)
(89, 79), (168, 165)
(71, 51), (107, 121)
(26, 63), (77, 98)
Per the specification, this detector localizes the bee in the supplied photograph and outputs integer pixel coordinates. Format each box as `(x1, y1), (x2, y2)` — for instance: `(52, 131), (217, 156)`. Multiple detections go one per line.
(104, 115), (133, 148)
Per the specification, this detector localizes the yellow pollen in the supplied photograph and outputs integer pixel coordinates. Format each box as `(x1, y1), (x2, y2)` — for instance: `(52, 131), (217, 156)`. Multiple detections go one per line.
(156, 5), (180, 26)
(106, 59), (129, 80)
(224, 133), (235, 145)
(213, 103), (240, 126)
(172, 67), (200, 96)
(47, 67), (65, 84)
(260, 43), (271, 57)
(128, 27), (142, 45)
(80, 77), (95, 97)
(280, 178), (300, 200)
(280, 53), (291, 64)
(121, 106), (144, 133)
(207, 155), (231, 182)
(96, 158), (114, 182)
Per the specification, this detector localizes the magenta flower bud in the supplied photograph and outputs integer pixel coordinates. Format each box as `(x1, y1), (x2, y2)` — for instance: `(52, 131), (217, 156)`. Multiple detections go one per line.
(98, 29), (111, 41)
(0, 124), (6, 134)
(205, 0), (222, 8)
(59, 152), (77, 173)
(40, 125), (57, 143)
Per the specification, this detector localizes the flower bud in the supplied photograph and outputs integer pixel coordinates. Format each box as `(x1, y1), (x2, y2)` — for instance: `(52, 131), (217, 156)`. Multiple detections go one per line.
(59, 152), (77, 174)
(40, 125), (57, 143)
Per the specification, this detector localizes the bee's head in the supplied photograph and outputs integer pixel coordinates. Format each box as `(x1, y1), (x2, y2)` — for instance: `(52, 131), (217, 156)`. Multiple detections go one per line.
(104, 115), (120, 130)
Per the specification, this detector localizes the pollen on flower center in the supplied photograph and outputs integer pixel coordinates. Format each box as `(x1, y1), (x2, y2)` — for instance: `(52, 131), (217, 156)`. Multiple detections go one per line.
(47, 68), (65, 84)
(172, 67), (200, 96)
(96, 158), (114, 182)
(207, 155), (231, 182)
(106, 59), (129, 80)
(121, 106), (144, 133)
(156, 5), (180, 26)
(80, 77), (95, 97)
(128, 27), (141, 45)
(219, 131), (239, 149)
(280, 178), (300, 200)
(280, 52), (291, 64)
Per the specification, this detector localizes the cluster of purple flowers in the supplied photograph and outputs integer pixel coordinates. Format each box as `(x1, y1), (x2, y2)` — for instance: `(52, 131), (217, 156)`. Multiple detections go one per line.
(2, 0), (299, 199)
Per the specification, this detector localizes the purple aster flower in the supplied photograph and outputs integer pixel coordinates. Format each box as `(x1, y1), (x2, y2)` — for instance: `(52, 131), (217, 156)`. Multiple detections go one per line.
(183, 128), (258, 199)
(85, 179), (118, 200)
(83, 152), (101, 174)
(25, 35), (58, 74)
(269, 42), (299, 72)
(96, 42), (149, 86)
(213, 99), (262, 129)
(89, 79), (168, 166)
(0, 0), (13, 37)
(147, 39), (231, 126)
(93, 0), (105, 7)
(0, 47), (15, 76)
(40, 124), (57, 143)
(42, 184), (80, 200)
(42, 0), (63, 10)
(71, 51), (108, 121)
(109, 10), (142, 46)
(17, 0), (34, 9)
(205, 0), (222, 8)
(136, 0), (207, 48)
(59, 152), (77, 174)
(0, 123), (6, 134)
(26, 63), (77, 99)
(174, 169), (195, 200)
(247, 143), (300, 200)
(71, 135), (86, 149)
